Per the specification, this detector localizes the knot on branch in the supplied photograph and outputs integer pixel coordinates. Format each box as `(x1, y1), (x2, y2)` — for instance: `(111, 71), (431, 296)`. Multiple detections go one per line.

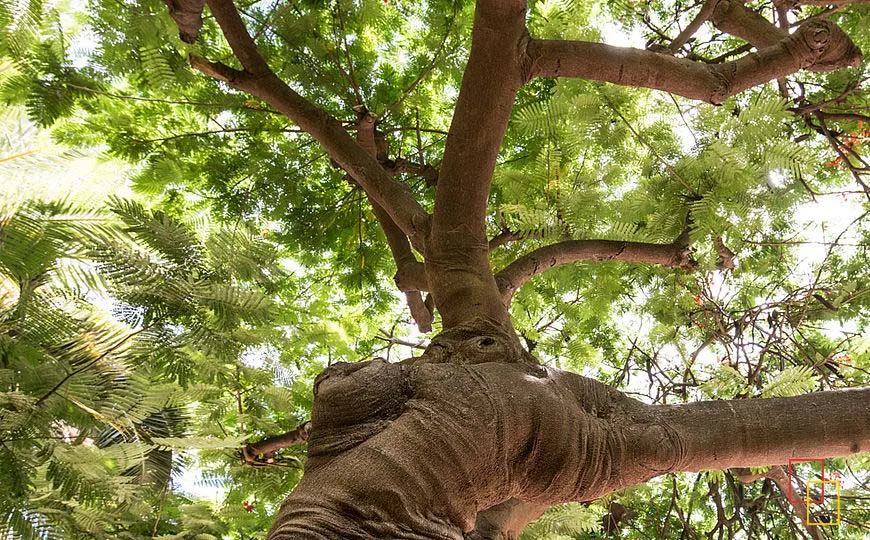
(413, 318), (538, 367)
(709, 63), (737, 105)
(794, 19), (863, 72)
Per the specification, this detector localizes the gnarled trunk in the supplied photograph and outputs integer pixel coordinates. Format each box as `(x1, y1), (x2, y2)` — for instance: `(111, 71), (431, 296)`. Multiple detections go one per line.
(268, 324), (870, 539)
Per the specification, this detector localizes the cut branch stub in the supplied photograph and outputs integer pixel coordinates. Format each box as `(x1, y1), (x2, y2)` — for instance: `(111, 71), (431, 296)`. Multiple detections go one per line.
(164, 0), (206, 43)
(243, 421), (312, 464)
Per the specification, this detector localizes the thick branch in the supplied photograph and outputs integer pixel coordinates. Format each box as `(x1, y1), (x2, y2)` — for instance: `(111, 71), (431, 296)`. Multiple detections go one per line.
(658, 388), (870, 472)
(164, 0), (206, 43)
(527, 19), (862, 104)
(427, 0), (528, 329)
(495, 239), (693, 303)
(712, 0), (786, 48)
(186, 0), (429, 243)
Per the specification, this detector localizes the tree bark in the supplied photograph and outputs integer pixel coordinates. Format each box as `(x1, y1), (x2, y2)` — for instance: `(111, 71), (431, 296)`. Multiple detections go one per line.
(267, 356), (869, 539)
(426, 0), (528, 330)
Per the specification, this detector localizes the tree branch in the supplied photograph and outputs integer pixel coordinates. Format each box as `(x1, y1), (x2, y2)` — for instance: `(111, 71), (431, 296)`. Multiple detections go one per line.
(711, 0), (862, 77)
(669, 0), (719, 53)
(385, 158), (439, 187)
(183, 0), (430, 244)
(426, 0), (529, 329)
(734, 466), (822, 540)
(243, 421), (311, 463)
(527, 19), (862, 104)
(355, 110), (433, 331)
(495, 239), (694, 304)
(657, 388), (870, 473)
(712, 0), (786, 48)
(164, 0), (206, 43)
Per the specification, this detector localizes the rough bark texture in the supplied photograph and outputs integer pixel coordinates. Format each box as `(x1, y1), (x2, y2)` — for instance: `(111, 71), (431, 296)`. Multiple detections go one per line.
(267, 342), (870, 539)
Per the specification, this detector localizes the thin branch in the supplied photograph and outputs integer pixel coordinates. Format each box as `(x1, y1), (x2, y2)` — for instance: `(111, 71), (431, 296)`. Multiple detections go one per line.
(243, 421), (312, 463)
(813, 111), (870, 123)
(669, 0), (718, 53)
(383, 2), (459, 115)
(606, 94), (697, 194)
(373, 333), (429, 350)
(35, 326), (150, 406)
(354, 110), (433, 331)
(334, 6), (364, 106)
(65, 83), (279, 113)
(130, 126), (306, 144)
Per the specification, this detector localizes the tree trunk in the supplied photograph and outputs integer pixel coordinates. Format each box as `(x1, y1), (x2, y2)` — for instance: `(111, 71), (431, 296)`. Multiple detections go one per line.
(268, 342), (870, 539)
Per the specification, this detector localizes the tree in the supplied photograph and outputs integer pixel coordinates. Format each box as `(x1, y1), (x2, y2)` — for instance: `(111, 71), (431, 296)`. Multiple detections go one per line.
(3, 0), (870, 537)
(0, 193), (291, 538)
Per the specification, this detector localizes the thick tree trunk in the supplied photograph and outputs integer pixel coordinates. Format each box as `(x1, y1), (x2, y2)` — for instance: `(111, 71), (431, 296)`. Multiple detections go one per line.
(268, 337), (870, 539)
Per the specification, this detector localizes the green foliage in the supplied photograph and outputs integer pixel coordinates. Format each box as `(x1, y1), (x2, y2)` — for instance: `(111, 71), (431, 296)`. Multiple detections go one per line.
(0, 196), (300, 539)
(521, 503), (601, 539)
